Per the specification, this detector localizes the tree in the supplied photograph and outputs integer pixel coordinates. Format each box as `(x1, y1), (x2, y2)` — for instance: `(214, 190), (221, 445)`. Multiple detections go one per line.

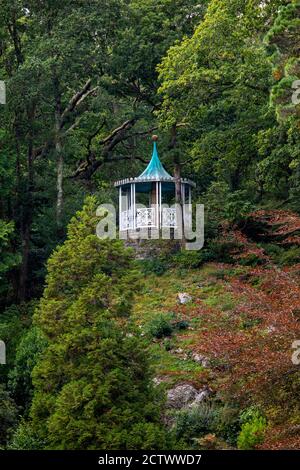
(261, 0), (300, 207)
(25, 197), (169, 449)
(157, 0), (287, 196)
(8, 326), (47, 414)
(0, 0), (205, 302)
(0, 125), (20, 302)
(0, 384), (18, 448)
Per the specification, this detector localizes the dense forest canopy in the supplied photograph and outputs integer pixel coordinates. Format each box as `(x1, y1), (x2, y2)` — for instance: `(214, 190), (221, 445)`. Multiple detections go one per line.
(0, 0), (299, 451)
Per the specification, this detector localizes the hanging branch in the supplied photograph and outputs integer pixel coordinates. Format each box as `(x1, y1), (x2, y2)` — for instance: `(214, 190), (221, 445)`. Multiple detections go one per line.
(71, 122), (159, 180)
(71, 118), (137, 179)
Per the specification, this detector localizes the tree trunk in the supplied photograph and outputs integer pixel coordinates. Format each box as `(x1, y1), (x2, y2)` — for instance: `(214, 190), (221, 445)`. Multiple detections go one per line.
(18, 108), (34, 301)
(53, 72), (64, 233)
(55, 111), (64, 231)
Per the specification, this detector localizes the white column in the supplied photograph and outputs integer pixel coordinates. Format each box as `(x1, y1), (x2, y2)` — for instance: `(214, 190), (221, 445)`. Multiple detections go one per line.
(181, 183), (185, 228)
(156, 181), (159, 228)
(159, 182), (162, 229)
(133, 183), (136, 229)
(119, 186), (122, 231)
(130, 184), (133, 229)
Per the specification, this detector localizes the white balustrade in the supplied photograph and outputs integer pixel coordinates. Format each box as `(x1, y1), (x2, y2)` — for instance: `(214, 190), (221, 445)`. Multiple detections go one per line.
(162, 207), (177, 228)
(136, 207), (155, 228)
(120, 207), (177, 230)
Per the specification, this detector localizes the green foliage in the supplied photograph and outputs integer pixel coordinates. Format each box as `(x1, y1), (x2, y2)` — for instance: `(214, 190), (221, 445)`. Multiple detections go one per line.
(276, 246), (300, 266)
(25, 197), (168, 450)
(141, 258), (169, 276)
(205, 241), (239, 264)
(239, 253), (265, 267)
(8, 421), (46, 451)
(0, 302), (34, 382)
(214, 405), (241, 446)
(8, 327), (47, 413)
(0, 385), (18, 448)
(0, 220), (20, 292)
(172, 251), (205, 269)
(174, 402), (219, 445)
(262, 243), (300, 266)
(147, 315), (173, 339)
(203, 183), (255, 240)
(173, 402), (264, 450)
(266, 0), (300, 123)
(237, 408), (267, 450)
(224, 191), (255, 224)
(1, 0), (299, 452)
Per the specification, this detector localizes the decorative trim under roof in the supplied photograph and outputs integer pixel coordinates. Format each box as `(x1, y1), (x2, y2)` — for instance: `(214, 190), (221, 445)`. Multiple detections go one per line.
(114, 177), (196, 188)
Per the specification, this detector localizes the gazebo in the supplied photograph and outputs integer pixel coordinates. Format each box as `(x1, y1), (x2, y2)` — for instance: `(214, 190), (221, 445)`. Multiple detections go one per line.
(114, 136), (195, 233)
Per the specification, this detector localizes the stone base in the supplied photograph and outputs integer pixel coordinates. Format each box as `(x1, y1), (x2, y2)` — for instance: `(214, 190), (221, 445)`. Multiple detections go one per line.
(123, 238), (181, 260)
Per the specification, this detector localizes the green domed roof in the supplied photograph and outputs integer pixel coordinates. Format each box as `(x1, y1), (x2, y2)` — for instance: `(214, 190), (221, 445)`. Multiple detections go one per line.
(137, 141), (172, 180)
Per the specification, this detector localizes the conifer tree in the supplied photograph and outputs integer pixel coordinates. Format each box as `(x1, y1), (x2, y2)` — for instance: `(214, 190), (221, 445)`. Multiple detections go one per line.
(26, 197), (168, 449)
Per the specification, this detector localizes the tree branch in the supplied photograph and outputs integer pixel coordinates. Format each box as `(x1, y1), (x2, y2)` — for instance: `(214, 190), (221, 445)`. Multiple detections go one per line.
(60, 79), (92, 123)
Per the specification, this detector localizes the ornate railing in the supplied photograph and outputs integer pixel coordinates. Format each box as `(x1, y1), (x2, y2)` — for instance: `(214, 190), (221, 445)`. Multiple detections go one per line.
(120, 207), (177, 230)
(136, 207), (155, 228)
(162, 208), (177, 228)
(120, 210), (134, 230)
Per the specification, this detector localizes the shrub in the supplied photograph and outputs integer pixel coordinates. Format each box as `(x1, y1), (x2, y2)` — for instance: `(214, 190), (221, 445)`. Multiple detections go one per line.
(262, 244), (300, 266)
(215, 405), (241, 446)
(173, 320), (190, 331)
(140, 258), (169, 276)
(8, 421), (46, 450)
(147, 315), (173, 339)
(277, 246), (300, 266)
(172, 251), (205, 269)
(237, 409), (267, 450)
(239, 253), (265, 267)
(205, 241), (239, 264)
(224, 191), (255, 224)
(174, 402), (219, 444)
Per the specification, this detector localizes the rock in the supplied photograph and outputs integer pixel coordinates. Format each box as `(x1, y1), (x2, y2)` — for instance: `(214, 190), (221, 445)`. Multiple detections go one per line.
(188, 387), (212, 408)
(177, 292), (193, 304)
(167, 384), (199, 409)
(166, 384), (212, 410)
(173, 348), (184, 354)
(192, 353), (210, 368)
(167, 384), (212, 409)
(171, 348), (188, 360)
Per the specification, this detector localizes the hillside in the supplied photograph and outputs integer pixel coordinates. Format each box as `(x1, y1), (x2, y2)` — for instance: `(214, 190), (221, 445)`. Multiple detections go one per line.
(133, 211), (300, 450)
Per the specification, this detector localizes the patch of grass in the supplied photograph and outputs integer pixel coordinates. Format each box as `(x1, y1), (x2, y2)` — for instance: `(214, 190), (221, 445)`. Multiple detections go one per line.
(149, 343), (204, 382)
(203, 288), (236, 312)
